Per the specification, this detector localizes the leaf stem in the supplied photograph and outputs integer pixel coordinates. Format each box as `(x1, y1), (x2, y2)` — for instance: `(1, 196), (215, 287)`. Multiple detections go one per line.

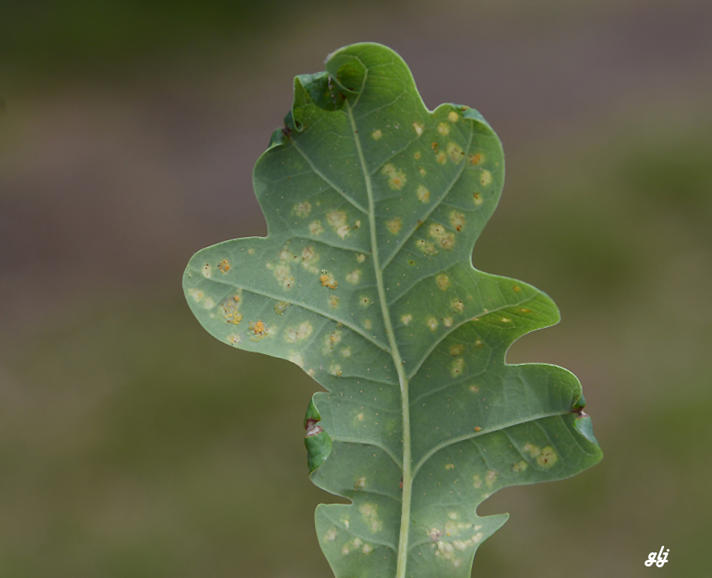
(346, 100), (413, 578)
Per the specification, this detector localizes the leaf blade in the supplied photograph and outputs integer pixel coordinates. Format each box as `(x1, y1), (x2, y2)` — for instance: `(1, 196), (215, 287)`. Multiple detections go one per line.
(183, 42), (602, 578)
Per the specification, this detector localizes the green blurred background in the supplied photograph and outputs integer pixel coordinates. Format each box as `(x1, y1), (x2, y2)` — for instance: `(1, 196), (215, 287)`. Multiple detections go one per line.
(1, 1), (711, 576)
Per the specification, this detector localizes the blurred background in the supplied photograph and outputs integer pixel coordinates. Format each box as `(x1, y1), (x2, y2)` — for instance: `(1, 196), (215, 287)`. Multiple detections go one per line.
(1, 1), (711, 576)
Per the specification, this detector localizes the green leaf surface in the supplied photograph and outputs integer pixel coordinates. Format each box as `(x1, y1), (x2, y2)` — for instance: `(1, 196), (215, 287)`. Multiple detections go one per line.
(183, 43), (602, 578)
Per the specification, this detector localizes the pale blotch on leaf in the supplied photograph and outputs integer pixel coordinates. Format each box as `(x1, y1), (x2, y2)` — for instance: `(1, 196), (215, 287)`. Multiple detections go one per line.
(485, 470), (498, 488)
(435, 151), (447, 165)
(273, 301), (289, 315)
(451, 298), (465, 313)
(363, 319), (373, 330)
(419, 167), (427, 177)
(226, 333), (241, 346)
(329, 363), (343, 377)
(293, 201), (311, 218)
(472, 474), (482, 489)
(285, 321), (313, 343)
(382, 163), (407, 190)
(271, 263), (295, 290)
(323, 528), (338, 542)
(359, 503), (383, 533)
(340, 346), (351, 358)
(416, 184), (430, 203)
(309, 220), (324, 236)
(288, 352), (304, 367)
(437, 122), (450, 136)
(386, 217), (403, 235)
(469, 385), (480, 393)
(201, 263), (212, 278)
(356, 253), (366, 263)
(328, 294), (340, 309)
(354, 476), (366, 490)
(188, 288), (204, 303)
(445, 463), (455, 471)
(326, 210), (351, 239)
(359, 295), (373, 307)
(346, 269), (361, 284)
(473, 192), (483, 206)
(426, 316), (439, 331)
(412, 121), (424, 136)
(371, 129), (383, 140)
(513, 460), (528, 473)
(435, 273), (451, 291)
(501, 317), (512, 324)
(480, 169), (493, 186)
(413, 151), (422, 160)
(447, 110), (459, 123)
(401, 313), (413, 326)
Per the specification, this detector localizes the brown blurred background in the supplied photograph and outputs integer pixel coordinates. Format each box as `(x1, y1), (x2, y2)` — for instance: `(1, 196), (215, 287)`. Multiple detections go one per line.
(1, 1), (711, 576)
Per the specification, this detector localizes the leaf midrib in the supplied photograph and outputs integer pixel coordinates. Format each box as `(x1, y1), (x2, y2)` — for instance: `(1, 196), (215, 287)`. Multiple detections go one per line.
(345, 96), (413, 578)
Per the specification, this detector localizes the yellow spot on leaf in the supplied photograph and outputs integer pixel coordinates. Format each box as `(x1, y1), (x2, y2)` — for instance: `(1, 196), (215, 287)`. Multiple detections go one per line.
(413, 122), (424, 136)
(435, 273), (450, 291)
(354, 476), (366, 489)
(249, 320), (266, 336)
(447, 110), (459, 123)
(401, 314), (413, 326)
(449, 344), (464, 356)
(469, 385), (479, 393)
(445, 463), (455, 471)
(320, 273), (338, 289)
(480, 169), (493, 186)
(469, 153), (483, 165)
(329, 295), (340, 309)
(451, 298), (465, 313)
(450, 357), (465, 377)
(356, 253), (366, 263)
(449, 210), (465, 231)
(201, 264), (212, 278)
(537, 446), (558, 468)
(473, 192), (483, 206)
(382, 164), (407, 190)
(371, 129), (382, 140)
(437, 122), (450, 136)
(426, 316), (439, 331)
(416, 239), (438, 256)
(218, 259), (230, 273)
(417, 185), (430, 203)
(436, 151), (447, 164)
(446, 141), (464, 163)
(386, 217), (403, 234)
